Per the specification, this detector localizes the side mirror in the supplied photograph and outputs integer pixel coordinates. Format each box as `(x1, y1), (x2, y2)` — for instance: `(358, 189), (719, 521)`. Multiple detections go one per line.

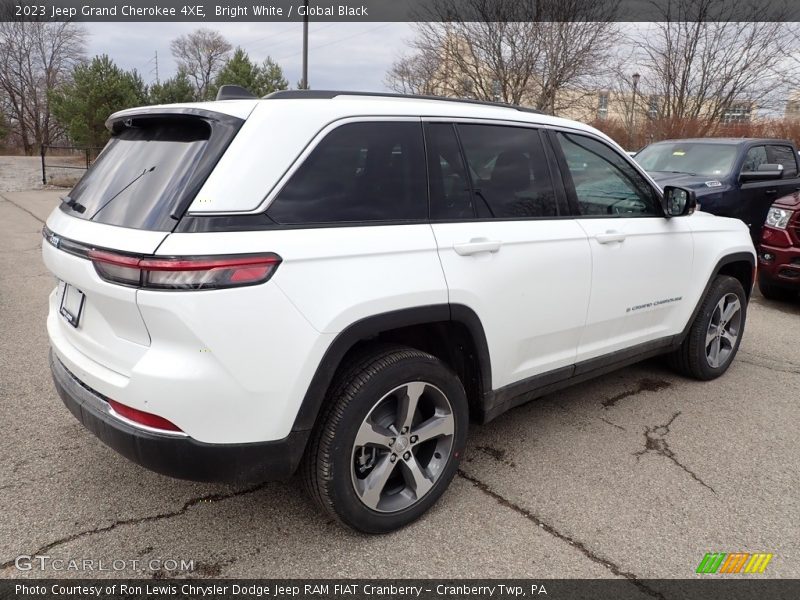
(740, 163), (784, 182)
(662, 186), (697, 217)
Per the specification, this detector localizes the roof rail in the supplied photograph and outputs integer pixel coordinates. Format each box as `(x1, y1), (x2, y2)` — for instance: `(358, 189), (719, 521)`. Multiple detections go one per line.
(263, 89), (546, 115)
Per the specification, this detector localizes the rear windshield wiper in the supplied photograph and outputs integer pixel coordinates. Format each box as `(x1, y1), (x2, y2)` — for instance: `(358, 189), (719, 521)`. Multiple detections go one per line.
(60, 194), (86, 214)
(89, 166), (155, 220)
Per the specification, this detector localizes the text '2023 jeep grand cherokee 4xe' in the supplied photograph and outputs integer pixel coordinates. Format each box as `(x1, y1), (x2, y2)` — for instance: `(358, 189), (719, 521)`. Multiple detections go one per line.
(43, 90), (756, 533)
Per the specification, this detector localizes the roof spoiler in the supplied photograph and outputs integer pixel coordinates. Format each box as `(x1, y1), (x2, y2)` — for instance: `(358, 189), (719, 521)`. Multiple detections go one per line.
(216, 85), (257, 101)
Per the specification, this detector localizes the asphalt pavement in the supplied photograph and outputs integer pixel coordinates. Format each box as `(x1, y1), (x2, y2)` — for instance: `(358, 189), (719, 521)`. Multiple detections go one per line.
(1, 190), (798, 590)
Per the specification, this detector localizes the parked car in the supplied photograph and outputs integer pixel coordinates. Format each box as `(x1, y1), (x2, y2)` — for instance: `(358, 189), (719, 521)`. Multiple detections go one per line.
(635, 138), (800, 241)
(758, 193), (800, 299)
(43, 90), (756, 533)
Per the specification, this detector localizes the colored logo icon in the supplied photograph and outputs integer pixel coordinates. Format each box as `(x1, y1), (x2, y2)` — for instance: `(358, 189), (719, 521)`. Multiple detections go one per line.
(696, 553), (774, 574)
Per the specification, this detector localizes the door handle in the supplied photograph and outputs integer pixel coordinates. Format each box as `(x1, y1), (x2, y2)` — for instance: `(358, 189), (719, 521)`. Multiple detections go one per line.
(595, 230), (627, 244)
(765, 189), (778, 195)
(453, 238), (502, 256)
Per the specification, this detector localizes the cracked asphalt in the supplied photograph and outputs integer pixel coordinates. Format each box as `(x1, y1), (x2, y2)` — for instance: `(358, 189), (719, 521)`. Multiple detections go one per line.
(1, 189), (799, 587)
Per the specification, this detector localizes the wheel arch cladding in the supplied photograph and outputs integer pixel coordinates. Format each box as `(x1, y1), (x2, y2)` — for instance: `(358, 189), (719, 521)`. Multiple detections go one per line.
(290, 304), (492, 433)
(717, 256), (755, 299)
(678, 251), (755, 344)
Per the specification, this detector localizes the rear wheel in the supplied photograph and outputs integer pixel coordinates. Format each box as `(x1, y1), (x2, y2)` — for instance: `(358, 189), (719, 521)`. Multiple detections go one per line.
(302, 345), (468, 533)
(668, 275), (747, 380)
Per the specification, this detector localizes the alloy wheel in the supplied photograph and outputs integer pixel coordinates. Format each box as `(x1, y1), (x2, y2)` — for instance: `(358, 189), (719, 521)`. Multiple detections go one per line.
(705, 293), (742, 368)
(350, 381), (455, 513)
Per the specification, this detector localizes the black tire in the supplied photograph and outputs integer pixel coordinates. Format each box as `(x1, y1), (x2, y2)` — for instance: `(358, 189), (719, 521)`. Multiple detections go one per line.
(668, 275), (747, 380)
(758, 275), (794, 302)
(301, 344), (469, 533)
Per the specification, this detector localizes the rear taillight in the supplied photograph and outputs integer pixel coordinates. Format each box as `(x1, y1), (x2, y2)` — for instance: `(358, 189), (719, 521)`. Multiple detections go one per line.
(88, 250), (281, 290)
(107, 399), (182, 432)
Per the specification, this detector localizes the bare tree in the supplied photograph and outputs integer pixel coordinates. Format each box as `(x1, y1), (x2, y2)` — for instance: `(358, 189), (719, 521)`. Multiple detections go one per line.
(0, 20), (86, 153)
(779, 23), (800, 104)
(385, 0), (620, 112)
(634, 0), (796, 136)
(170, 28), (232, 101)
(385, 53), (442, 96)
(596, 42), (653, 147)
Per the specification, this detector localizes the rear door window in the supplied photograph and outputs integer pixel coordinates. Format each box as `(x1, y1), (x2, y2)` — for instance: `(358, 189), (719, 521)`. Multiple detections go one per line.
(266, 121), (427, 225)
(456, 123), (559, 218)
(63, 117), (227, 231)
(425, 123), (474, 220)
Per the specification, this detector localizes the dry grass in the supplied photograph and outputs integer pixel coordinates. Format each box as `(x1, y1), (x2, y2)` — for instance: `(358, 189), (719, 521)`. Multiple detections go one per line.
(591, 117), (800, 151)
(46, 155), (88, 167)
(46, 174), (81, 188)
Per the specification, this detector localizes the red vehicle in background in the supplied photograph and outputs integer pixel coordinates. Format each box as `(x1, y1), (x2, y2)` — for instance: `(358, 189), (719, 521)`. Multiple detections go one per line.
(758, 192), (800, 300)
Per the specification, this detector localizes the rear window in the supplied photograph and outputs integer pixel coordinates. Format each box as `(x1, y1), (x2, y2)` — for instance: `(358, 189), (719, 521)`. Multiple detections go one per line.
(62, 118), (220, 231)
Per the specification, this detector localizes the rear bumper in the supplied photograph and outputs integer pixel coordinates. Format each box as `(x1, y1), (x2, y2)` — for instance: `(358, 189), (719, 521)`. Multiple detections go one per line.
(50, 350), (308, 483)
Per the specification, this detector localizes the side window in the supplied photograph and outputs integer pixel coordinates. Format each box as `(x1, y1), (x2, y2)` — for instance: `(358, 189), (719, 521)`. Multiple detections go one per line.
(425, 123), (474, 220)
(456, 124), (559, 218)
(554, 131), (660, 217)
(267, 121), (427, 224)
(768, 145), (798, 177)
(741, 146), (767, 173)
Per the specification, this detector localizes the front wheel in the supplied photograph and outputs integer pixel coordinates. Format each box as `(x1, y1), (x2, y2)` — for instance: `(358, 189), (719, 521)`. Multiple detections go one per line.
(668, 275), (747, 380)
(302, 345), (468, 533)
(758, 275), (795, 302)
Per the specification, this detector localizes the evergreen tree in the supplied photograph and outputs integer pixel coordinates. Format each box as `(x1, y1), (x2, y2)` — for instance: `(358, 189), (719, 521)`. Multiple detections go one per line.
(149, 69), (196, 104)
(211, 48), (289, 98)
(257, 57), (289, 95)
(0, 112), (8, 145)
(209, 48), (261, 99)
(50, 55), (147, 148)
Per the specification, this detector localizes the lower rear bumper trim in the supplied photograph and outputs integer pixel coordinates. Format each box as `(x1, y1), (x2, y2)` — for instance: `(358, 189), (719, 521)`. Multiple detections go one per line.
(49, 350), (308, 483)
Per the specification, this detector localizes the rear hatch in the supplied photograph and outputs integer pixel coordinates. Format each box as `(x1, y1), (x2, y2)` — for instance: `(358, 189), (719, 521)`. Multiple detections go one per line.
(43, 106), (247, 377)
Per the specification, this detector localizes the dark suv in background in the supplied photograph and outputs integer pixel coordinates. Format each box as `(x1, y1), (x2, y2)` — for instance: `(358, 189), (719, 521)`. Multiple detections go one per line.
(635, 138), (800, 241)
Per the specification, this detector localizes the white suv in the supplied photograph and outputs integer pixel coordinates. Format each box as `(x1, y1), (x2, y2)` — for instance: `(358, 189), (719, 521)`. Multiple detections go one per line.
(43, 91), (755, 533)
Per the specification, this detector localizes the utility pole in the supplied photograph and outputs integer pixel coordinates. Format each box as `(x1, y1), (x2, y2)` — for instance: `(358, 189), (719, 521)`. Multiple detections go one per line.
(148, 50), (160, 85)
(628, 72), (640, 150)
(301, 0), (309, 89)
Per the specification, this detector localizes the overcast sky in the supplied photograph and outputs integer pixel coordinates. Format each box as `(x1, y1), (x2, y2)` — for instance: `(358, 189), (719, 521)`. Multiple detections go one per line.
(84, 22), (414, 91)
